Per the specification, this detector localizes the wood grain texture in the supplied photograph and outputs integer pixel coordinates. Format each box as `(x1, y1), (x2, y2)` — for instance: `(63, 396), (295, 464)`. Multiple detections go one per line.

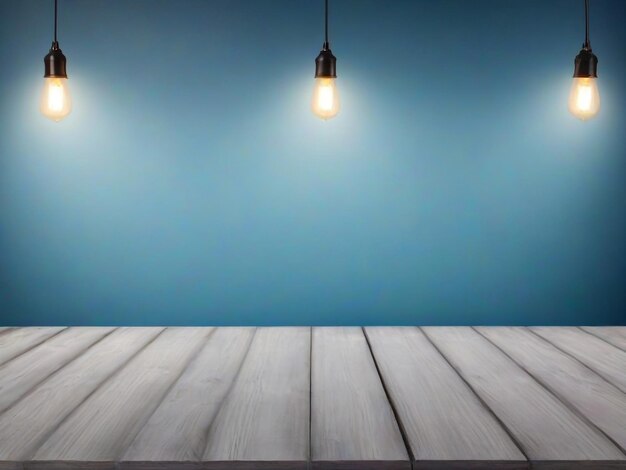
(123, 327), (256, 462)
(365, 327), (525, 463)
(32, 327), (213, 462)
(0, 327), (163, 461)
(530, 462), (626, 470)
(119, 462), (306, 470)
(0, 327), (65, 366)
(581, 327), (626, 352)
(0, 462), (22, 470)
(311, 327), (409, 469)
(202, 327), (310, 464)
(0, 327), (114, 414)
(532, 327), (626, 393)
(0, 326), (624, 470)
(415, 462), (623, 470)
(411, 462), (529, 470)
(477, 327), (626, 452)
(23, 463), (115, 470)
(423, 327), (625, 462)
(311, 462), (410, 470)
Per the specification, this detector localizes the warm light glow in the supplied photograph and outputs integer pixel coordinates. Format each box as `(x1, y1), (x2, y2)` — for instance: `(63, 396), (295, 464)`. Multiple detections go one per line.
(311, 77), (339, 120)
(40, 77), (72, 122)
(568, 77), (600, 120)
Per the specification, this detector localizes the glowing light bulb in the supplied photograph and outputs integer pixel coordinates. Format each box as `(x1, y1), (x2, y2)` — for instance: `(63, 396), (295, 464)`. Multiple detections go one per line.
(311, 77), (339, 120)
(568, 77), (600, 120)
(311, 0), (339, 121)
(40, 77), (72, 122)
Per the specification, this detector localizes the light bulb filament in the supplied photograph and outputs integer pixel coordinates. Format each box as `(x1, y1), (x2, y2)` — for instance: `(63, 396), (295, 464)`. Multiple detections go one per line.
(40, 77), (72, 122)
(568, 77), (599, 121)
(318, 84), (334, 111)
(576, 84), (592, 111)
(48, 81), (65, 111)
(311, 77), (339, 120)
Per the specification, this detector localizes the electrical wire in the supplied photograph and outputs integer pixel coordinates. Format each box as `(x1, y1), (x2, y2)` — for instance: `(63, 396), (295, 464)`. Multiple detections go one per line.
(54, 0), (58, 44)
(324, 0), (329, 47)
(584, 0), (590, 49)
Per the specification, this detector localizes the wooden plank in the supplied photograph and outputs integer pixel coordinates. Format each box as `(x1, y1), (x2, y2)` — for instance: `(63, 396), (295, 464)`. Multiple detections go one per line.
(581, 327), (626, 352)
(0, 327), (66, 366)
(0, 327), (114, 414)
(310, 327), (409, 470)
(116, 464), (626, 470)
(202, 327), (310, 469)
(120, 464), (312, 470)
(0, 461), (22, 470)
(423, 327), (625, 464)
(122, 327), (256, 463)
(365, 327), (526, 468)
(532, 327), (626, 393)
(477, 327), (626, 453)
(22, 463), (115, 470)
(0, 327), (163, 462)
(32, 327), (213, 462)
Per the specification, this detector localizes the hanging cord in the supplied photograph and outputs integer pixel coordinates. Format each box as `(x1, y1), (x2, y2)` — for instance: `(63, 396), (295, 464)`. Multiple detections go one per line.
(584, 0), (590, 49)
(54, 0), (58, 45)
(324, 0), (329, 49)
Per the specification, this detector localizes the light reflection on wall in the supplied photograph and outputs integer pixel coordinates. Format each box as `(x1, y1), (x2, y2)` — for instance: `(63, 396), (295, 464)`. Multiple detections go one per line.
(0, 0), (624, 326)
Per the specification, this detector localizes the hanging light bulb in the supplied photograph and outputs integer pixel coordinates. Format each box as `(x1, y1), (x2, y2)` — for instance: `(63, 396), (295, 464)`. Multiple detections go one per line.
(568, 77), (599, 119)
(312, 0), (339, 120)
(568, 0), (599, 120)
(40, 0), (72, 122)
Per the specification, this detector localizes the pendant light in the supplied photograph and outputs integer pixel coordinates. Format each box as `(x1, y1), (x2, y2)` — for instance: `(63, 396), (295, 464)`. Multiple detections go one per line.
(311, 0), (339, 120)
(568, 0), (599, 120)
(40, 0), (72, 122)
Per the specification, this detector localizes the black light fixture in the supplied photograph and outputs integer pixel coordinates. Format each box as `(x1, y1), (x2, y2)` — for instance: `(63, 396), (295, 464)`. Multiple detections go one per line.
(568, 0), (600, 120)
(40, 0), (72, 122)
(311, 0), (339, 120)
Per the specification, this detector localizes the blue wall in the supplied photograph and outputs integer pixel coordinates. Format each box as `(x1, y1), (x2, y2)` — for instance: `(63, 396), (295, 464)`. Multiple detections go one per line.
(1, 0), (625, 326)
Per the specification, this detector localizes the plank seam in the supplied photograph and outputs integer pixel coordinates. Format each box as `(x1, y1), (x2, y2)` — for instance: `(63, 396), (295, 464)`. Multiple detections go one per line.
(24, 327), (167, 461)
(577, 327), (626, 354)
(473, 327), (626, 457)
(0, 327), (68, 368)
(362, 327), (415, 464)
(0, 327), (119, 418)
(527, 328), (626, 394)
(116, 327), (218, 461)
(198, 327), (258, 461)
(419, 327), (531, 464)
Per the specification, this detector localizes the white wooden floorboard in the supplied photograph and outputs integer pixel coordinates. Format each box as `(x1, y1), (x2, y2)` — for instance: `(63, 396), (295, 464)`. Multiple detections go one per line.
(20, 463), (114, 470)
(31, 328), (212, 462)
(477, 327), (626, 453)
(423, 327), (625, 463)
(0, 326), (623, 470)
(0, 327), (163, 462)
(581, 327), (626, 351)
(365, 327), (526, 467)
(0, 327), (114, 414)
(0, 327), (66, 366)
(532, 327), (626, 393)
(202, 327), (310, 469)
(122, 327), (255, 463)
(311, 327), (409, 470)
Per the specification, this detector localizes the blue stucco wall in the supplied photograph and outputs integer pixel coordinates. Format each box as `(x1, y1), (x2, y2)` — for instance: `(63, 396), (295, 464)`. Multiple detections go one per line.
(1, 0), (625, 325)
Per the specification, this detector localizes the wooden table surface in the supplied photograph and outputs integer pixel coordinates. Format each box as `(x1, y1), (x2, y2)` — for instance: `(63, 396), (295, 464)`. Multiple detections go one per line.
(0, 326), (624, 469)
